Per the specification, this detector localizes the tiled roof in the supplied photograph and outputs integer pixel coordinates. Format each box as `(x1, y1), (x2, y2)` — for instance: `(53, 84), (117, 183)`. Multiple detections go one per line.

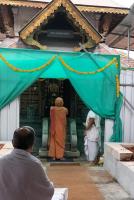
(27, 0), (130, 8)
(0, 0), (129, 14)
(95, 43), (134, 68)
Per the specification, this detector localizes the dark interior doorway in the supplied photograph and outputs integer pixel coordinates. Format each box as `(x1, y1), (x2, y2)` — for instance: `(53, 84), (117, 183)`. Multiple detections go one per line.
(20, 79), (88, 154)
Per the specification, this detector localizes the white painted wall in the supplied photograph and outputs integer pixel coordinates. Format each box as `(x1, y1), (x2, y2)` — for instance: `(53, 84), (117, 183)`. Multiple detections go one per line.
(0, 98), (19, 141)
(120, 70), (134, 143)
(105, 70), (134, 143)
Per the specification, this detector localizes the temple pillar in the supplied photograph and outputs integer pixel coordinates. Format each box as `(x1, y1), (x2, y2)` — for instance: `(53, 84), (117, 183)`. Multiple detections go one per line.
(99, 14), (112, 38)
(0, 6), (14, 38)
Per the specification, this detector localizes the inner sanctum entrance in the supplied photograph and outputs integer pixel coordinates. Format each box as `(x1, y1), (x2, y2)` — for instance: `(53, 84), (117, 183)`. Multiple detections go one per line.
(20, 79), (88, 156)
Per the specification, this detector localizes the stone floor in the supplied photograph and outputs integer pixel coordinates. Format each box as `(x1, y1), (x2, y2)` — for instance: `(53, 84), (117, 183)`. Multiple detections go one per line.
(42, 161), (133, 200)
(88, 166), (133, 200)
(0, 142), (134, 200)
(47, 164), (104, 200)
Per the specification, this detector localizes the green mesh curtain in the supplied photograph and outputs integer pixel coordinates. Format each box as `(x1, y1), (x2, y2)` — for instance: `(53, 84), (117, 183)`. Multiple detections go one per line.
(0, 48), (122, 142)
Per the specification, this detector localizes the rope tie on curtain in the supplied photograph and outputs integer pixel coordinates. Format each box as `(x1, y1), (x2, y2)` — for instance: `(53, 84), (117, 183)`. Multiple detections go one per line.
(0, 54), (56, 72)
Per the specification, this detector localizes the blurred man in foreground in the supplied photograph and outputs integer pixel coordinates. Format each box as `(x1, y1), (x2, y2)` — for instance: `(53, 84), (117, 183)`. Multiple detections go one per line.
(0, 126), (54, 200)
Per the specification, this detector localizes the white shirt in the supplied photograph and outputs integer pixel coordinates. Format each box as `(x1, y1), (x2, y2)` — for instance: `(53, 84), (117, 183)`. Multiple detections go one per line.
(0, 149), (54, 200)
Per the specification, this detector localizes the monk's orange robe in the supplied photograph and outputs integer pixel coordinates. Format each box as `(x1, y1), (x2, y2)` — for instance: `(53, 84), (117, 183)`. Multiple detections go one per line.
(48, 106), (68, 159)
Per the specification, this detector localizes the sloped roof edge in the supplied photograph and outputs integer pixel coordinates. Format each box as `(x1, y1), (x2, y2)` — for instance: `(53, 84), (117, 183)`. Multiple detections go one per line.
(0, 0), (129, 14)
(19, 0), (102, 44)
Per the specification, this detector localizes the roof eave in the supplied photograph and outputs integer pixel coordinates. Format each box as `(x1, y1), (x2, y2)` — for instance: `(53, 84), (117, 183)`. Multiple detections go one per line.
(19, 0), (102, 44)
(0, 0), (129, 14)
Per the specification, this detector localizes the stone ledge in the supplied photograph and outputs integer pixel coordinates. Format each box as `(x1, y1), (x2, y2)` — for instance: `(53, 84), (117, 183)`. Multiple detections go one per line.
(117, 161), (134, 198)
(105, 142), (133, 161)
(104, 142), (134, 198)
(0, 142), (13, 157)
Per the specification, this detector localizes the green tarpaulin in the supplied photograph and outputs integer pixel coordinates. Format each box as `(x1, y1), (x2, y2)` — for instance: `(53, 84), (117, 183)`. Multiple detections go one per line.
(0, 48), (122, 142)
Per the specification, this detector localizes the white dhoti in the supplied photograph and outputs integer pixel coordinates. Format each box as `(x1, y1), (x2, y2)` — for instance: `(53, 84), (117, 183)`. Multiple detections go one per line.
(84, 110), (100, 162)
(84, 136), (98, 161)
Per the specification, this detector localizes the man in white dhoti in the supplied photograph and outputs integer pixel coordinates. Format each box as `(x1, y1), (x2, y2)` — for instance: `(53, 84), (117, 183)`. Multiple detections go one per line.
(0, 126), (54, 200)
(84, 110), (100, 163)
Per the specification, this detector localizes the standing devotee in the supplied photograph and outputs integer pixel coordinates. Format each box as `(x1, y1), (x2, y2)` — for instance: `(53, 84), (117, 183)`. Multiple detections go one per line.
(0, 126), (54, 200)
(48, 97), (68, 160)
(84, 110), (100, 164)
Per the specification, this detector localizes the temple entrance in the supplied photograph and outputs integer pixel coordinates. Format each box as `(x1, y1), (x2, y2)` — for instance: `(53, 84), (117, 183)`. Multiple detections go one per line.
(20, 79), (88, 156)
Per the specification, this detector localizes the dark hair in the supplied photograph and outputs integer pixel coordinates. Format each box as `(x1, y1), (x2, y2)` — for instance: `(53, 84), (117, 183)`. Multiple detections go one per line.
(12, 126), (35, 150)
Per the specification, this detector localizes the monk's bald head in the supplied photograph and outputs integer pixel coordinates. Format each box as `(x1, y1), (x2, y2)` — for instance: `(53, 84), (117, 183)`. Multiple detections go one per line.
(55, 97), (64, 107)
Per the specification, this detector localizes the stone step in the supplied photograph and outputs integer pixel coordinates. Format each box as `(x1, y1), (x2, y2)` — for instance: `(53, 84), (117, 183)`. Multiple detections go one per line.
(39, 149), (80, 158)
(49, 162), (80, 166)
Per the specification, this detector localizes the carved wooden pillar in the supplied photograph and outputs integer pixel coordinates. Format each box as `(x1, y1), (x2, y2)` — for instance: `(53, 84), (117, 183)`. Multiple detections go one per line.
(0, 9), (6, 41)
(99, 14), (112, 39)
(102, 14), (112, 35)
(0, 5), (14, 38)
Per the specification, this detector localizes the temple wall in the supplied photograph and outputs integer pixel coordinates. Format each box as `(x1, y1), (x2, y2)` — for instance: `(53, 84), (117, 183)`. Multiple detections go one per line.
(82, 12), (100, 31)
(0, 6), (133, 144)
(12, 7), (40, 35)
(120, 70), (134, 143)
(0, 98), (19, 141)
(105, 70), (134, 143)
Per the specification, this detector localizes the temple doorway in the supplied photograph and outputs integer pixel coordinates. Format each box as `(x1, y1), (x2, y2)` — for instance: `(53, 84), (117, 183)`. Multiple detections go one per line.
(20, 79), (88, 155)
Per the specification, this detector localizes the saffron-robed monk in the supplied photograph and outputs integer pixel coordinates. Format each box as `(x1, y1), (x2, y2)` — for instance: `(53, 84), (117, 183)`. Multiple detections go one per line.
(48, 97), (68, 160)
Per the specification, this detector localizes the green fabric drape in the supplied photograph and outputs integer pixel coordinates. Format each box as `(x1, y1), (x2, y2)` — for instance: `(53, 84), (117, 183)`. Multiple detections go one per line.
(0, 48), (122, 142)
(0, 49), (56, 109)
(60, 53), (119, 118)
(111, 93), (123, 142)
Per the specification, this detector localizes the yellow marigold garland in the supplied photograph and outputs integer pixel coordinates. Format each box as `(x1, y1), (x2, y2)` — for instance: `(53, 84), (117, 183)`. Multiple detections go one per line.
(114, 57), (119, 68)
(0, 53), (119, 74)
(0, 53), (120, 96)
(0, 54), (56, 72)
(116, 75), (120, 97)
(58, 56), (118, 75)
